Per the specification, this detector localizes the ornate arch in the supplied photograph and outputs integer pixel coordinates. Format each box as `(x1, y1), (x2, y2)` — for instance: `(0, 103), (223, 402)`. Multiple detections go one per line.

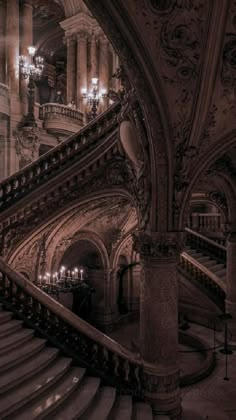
(179, 129), (236, 229)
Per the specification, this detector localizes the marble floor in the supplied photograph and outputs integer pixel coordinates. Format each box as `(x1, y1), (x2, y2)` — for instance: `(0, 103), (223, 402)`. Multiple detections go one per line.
(109, 321), (236, 420)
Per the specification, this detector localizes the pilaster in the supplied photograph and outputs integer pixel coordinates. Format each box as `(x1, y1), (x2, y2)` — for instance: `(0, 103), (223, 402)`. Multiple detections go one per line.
(6, 0), (20, 94)
(66, 36), (76, 104)
(226, 231), (236, 342)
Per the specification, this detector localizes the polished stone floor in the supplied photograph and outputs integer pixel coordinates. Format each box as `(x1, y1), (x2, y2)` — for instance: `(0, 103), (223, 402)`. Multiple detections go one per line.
(109, 321), (236, 420)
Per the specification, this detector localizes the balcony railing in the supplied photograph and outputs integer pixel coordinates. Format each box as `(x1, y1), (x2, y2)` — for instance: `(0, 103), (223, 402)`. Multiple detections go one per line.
(188, 212), (222, 233)
(39, 103), (84, 135)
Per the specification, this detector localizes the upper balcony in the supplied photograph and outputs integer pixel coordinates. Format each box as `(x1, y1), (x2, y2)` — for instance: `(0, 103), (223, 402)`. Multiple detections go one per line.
(0, 83), (10, 116)
(39, 103), (84, 136)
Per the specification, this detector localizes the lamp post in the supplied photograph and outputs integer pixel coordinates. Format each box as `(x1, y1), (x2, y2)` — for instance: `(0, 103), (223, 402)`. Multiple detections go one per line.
(82, 77), (107, 121)
(19, 46), (44, 127)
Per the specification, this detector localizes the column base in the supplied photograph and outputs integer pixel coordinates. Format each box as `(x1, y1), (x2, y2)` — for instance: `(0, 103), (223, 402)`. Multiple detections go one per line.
(143, 366), (181, 419)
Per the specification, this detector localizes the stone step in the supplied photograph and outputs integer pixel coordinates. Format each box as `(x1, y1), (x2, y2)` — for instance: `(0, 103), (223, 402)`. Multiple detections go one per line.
(108, 395), (133, 420)
(0, 347), (59, 393)
(0, 319), (23, 338)
(210, 265), (225, 274)
(0, 328), (34, 356)
(50, 376), (101, 420)
(13, 367), (87, 420)
(0, 337), (46, 373)
(201, 260), (218, 268)
(133, 402), (153, 420)
(80, 386), (116, 419)
(196, 256), (211, 263)
(0, 311), (12, 324)
(0, 357), (73, 418)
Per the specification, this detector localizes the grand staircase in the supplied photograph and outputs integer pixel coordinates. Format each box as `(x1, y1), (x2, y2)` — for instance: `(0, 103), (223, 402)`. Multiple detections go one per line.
(0, 304), (153, 420)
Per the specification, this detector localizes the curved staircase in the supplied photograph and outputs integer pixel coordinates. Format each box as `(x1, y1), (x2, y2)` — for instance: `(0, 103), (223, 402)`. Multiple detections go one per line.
(0, 259), (154, 420)
(0, 305), (153, 420)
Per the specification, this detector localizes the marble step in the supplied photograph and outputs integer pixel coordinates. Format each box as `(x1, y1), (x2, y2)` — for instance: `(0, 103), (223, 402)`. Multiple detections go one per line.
(80, 386), (116, 419)
(0, 328), (34, 355)
(196, 256), (211, 263)
(108, 395), (133, 420)
(0, 311), (12, 324)
(209, 264), (225, 273)
(0, 347), (59, 393)
(133, 402), (153, 420)
(13, 367), (87, 420)
(0, 337), (46, 373)
(0, 358), (73, 418)
(50, 376), (101, 420)
(0, 319), (23, 338)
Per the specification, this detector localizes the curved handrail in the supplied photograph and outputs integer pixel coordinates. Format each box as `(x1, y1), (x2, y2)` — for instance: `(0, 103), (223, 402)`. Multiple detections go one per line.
(0, 256), (141, 363)
(185, 227), (226, 252)
(0, 101), (121, 210)
(181, 251), (226, 292)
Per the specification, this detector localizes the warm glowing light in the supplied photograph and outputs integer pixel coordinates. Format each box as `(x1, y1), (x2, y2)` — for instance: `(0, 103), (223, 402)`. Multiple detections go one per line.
(81, 88), (87, 95)
(91, 77), (98, 86)
(28, 46), (36, 56)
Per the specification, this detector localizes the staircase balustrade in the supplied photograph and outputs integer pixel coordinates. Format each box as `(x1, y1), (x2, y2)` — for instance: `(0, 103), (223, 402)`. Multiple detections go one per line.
(179, 252), (226, 309)
(0, 257), (144, 398)
(0, 102), (120, 212)
(185, 227), (226, 264)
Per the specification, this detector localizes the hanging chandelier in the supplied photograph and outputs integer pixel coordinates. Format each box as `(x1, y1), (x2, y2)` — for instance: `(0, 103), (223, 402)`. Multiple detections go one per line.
(36, 265), (86, 295)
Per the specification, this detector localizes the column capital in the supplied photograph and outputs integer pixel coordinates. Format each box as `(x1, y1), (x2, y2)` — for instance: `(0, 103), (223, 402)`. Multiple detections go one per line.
(65, 35), (76, 46)
(132, 231), (184, 261)
(76, 31), (88, 41)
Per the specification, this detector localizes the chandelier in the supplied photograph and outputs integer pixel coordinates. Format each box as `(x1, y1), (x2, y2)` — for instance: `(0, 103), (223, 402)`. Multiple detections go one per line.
(36, 266), (86, 296)
(82, 77), (107, 121)
(19, 46), (44, 81)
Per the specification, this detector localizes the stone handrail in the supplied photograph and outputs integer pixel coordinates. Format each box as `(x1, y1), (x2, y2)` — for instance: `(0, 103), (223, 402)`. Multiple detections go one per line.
(185, 227), (226, 263)
(0, 256), (145, 397)
(189, 212), (222, 232)
(0, 101), (120, 212)
(180, 252), (225, 310)
(39, 103), (83, 123)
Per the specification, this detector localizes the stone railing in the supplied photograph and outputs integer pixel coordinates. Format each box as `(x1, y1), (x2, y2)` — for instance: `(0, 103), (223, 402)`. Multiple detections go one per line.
(188, 213), (222, 233)
(179, 251), (226, 309)
(185, 227), (227, 264)
(0, 101), (120, 212)
(0, 83), (10, 116)
(39, 103), (84, 124)
(0, 257), (144, 398)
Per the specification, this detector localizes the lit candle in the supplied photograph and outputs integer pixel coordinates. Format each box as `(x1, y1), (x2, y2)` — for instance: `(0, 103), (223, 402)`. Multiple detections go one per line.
(74, 268), (78, 279)
(80, 269), (84, 281)
(38, 275), (42, 285)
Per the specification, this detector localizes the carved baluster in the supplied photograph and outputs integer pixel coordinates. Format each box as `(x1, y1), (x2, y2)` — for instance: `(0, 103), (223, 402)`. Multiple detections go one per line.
(113, 353), (119, 376)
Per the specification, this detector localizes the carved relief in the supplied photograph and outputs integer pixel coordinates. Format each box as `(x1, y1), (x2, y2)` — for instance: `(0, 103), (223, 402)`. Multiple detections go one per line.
(14, 126), (40, 168)
(132, 231), (182, 259)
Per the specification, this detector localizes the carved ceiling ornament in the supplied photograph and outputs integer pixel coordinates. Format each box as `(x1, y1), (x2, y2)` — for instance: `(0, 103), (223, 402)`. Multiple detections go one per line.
(207, 191), (228, 214)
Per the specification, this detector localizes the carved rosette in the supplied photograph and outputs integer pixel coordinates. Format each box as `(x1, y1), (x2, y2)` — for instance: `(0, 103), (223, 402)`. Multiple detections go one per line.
(13, 126), (40, 168)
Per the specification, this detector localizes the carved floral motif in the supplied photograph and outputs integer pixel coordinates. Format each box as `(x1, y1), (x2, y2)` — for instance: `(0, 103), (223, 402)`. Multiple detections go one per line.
(14, 126), (40, 167)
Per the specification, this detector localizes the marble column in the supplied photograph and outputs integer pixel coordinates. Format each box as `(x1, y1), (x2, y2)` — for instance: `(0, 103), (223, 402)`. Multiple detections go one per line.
(226, 232), (236, 342)
(90, 34), (97, 80)
(6, 0), (20, 94)
(66, 36), (76, 104)
(20, 0), (33, 112)
(0, 0), (6, 84)
(133, 231), (181, 419)
(76, 32), (87, 112)
(99, 36), (109, 111)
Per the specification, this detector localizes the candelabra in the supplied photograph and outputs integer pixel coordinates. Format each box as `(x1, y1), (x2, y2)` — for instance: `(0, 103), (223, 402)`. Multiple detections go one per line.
(36, 265), (86, 295)
(82, 77), (107, 121)
(19, 46), (44, 127)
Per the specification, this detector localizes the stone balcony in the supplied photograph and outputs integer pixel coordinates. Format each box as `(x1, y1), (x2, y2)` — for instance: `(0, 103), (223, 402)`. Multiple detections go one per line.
(39, 103), (84, 136)
(0, 83), (10, 116)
